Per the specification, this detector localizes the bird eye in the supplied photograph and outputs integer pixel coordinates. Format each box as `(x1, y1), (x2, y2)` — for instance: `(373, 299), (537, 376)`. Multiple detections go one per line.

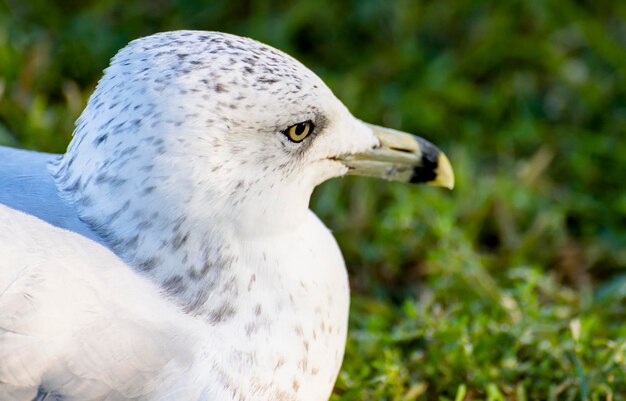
(284, 121), (314, 143)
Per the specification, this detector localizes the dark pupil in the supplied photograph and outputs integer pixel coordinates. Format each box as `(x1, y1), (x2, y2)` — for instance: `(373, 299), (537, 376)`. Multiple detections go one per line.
(295, 123), (306, 135)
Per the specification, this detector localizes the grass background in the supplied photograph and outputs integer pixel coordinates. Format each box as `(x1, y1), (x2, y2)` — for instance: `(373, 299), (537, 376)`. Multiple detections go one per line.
(1, 0), (625, 399)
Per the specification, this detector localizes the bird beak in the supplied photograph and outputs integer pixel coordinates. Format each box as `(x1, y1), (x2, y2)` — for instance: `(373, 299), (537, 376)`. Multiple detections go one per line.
(335, 124), (454, 189)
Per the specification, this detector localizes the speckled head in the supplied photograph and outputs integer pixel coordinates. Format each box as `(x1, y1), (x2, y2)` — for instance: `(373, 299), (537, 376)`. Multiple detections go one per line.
(54, 32), (369, 234)
(51, 30), (452, 254)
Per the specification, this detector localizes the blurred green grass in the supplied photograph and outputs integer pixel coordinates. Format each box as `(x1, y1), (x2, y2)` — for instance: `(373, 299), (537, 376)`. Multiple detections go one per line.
(1, 0), (625, 399)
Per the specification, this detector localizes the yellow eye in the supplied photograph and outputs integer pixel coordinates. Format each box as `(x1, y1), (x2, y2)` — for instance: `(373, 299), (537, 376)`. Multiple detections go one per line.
(285, 121), (314, 143)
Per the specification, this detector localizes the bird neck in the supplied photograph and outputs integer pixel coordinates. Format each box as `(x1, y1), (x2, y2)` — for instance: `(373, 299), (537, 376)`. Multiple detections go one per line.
(52, 162), (312, 315)
(73, 196), (314, 312)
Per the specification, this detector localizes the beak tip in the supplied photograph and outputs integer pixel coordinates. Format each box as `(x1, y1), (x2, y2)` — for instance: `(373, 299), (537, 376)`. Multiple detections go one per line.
(429, 153), (455, 190)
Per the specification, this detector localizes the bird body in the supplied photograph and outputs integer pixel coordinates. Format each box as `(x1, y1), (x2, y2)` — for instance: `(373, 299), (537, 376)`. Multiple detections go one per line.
(0, 203), (348, 401)
(0, 31), (453, 400)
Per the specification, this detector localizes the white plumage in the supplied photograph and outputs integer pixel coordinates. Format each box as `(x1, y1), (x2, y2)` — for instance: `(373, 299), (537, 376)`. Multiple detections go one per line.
(0, 31), (453, 401)
(0, 203), (348, 401)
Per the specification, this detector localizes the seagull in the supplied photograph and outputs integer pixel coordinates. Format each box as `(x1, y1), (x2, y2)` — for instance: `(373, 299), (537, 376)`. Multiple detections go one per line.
(0, 31), (454, 401)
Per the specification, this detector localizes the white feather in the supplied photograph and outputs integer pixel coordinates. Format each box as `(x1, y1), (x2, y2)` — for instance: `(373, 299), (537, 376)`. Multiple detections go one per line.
(0, 30), (380, 401)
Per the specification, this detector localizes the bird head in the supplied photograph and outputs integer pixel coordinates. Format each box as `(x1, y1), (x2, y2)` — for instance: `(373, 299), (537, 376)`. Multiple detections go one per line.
(52, 31), (454, 240)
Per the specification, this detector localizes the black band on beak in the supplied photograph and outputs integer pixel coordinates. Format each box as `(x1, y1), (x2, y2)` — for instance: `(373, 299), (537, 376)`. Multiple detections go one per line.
(409, 138), (440, 184)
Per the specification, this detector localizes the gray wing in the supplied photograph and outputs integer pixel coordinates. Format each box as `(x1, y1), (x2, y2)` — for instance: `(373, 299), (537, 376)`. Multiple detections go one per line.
(0, 146), (100, 243)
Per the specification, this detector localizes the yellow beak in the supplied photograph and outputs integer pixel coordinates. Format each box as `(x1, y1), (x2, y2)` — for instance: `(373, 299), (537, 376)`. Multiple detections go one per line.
(335, 124), (454, 189)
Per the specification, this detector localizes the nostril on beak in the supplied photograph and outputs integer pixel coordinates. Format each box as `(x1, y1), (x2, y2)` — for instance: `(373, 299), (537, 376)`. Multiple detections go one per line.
(389, 146), (413, 154)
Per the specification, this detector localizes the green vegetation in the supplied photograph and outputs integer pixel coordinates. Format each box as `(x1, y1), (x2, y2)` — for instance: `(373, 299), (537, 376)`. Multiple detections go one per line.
(1, 0), (624, 399)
